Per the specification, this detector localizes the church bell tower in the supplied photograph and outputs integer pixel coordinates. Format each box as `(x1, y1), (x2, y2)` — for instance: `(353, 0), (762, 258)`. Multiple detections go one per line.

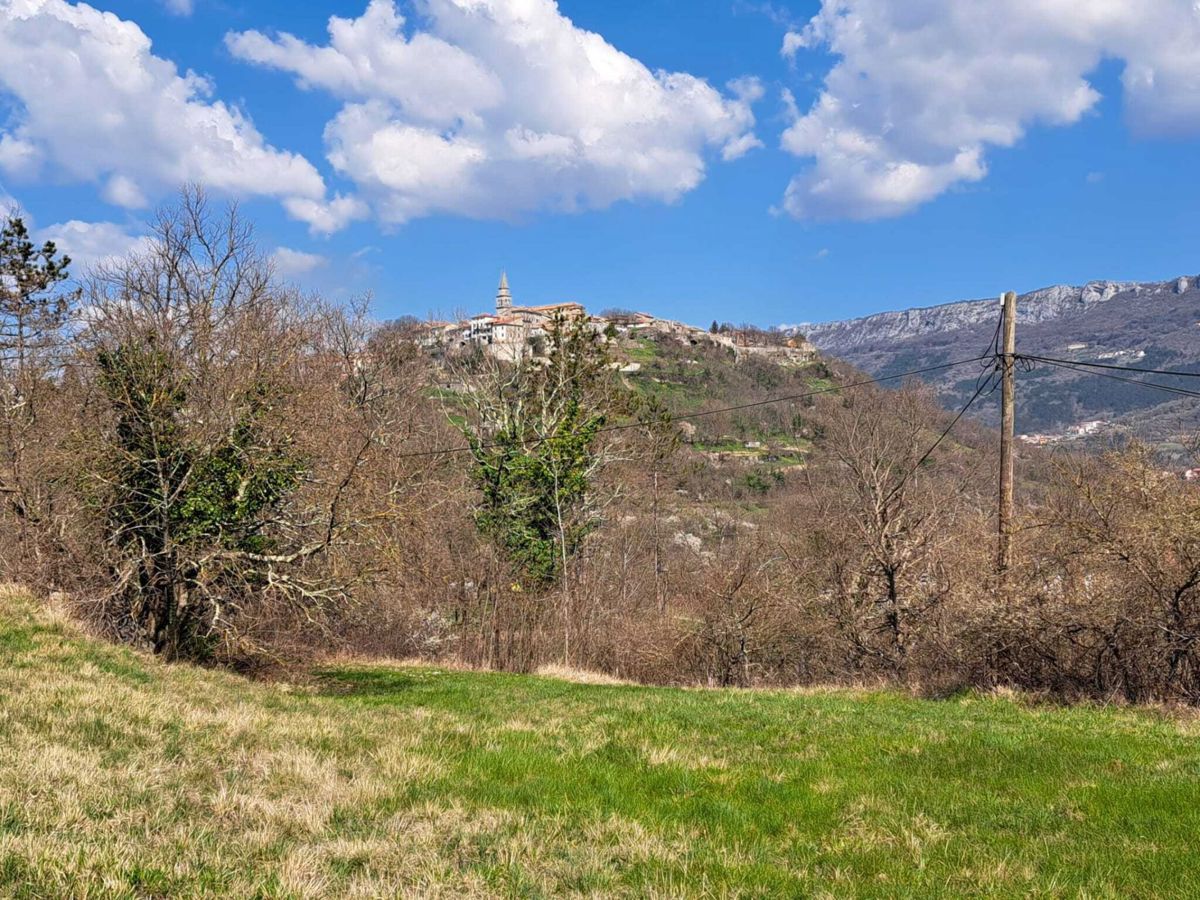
(495, 271), (512, 314)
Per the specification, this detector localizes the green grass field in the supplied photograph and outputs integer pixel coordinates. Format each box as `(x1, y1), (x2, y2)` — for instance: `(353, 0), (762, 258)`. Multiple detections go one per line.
(2, 588), (1200, 898)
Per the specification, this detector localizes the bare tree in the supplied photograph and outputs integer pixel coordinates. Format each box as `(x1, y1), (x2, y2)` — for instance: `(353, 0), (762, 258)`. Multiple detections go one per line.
(1022, 446), (1200, 702)
(73, 188), (409, 660)
(798, 387), (984, 674)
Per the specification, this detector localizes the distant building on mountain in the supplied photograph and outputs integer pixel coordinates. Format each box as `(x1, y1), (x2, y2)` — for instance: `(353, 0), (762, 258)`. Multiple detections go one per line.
(414, 271), (807, 364)
(463, 272), (588, 359)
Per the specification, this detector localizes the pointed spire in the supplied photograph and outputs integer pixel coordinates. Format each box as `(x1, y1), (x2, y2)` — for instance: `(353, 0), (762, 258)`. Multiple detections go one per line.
(495, 270), (513, 312)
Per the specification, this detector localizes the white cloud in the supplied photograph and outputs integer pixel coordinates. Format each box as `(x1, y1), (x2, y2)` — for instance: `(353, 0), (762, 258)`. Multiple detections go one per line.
(228, 0), (760, 224)
(780, 31), (805, 59)
(35, 219), (153, 271)
(721, 132), (764, 162)
(161, 0), (193, 15)
(101, 174), (149, 209)
(780, 0), (1200, 220)
(0, 133), (39, 178)
(0, 0), (339, 231)
(282, 193), (369, 234)
(272, 246), (328, 277)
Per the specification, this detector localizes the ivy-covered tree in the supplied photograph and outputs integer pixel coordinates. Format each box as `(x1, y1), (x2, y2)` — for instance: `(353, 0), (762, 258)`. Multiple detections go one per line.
(469, 393), (605, 585)
(80, 188), (380, 661)
(458, 314), (626, 664)
(96, 341), (303, 658)
(463, 314), (614, 587)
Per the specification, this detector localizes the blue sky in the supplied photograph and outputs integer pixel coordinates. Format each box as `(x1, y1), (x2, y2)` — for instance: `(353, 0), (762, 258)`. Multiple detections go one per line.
(2, 0), (1198, 328)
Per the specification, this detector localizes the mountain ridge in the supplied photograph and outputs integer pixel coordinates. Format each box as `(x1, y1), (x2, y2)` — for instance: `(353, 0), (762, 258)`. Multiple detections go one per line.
(787, 278), (1198, 350)
(783, 274), (1200, 442)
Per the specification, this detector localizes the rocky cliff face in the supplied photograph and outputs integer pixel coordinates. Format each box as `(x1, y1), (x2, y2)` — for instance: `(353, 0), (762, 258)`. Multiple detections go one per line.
(794, 281), (1135, 353)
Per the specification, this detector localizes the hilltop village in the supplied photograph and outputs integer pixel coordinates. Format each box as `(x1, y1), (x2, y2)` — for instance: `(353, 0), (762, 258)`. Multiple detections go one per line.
(415, 273), (818, 365)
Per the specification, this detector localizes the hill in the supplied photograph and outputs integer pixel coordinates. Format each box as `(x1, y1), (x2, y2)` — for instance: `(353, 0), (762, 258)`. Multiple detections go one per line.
(791, 276), (1200, 444)
(3, 587), (1200, 897)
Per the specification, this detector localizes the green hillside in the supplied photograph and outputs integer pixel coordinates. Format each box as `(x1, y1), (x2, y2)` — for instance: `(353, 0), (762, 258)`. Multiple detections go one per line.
(2, 588), (1200, 898)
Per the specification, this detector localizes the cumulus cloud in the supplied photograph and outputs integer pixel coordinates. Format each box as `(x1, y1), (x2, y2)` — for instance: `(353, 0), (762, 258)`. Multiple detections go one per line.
(227, 0), (501, 127)
(36, 219), (153, 271)
(0, 0), (342, 231)
(780, 0), (1200, 220)
(228, 0), (761, 224)
(272, 246), (328, 277)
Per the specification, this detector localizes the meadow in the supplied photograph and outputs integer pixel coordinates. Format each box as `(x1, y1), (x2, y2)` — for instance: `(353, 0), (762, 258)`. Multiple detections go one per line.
(2, 587), (1199, 898)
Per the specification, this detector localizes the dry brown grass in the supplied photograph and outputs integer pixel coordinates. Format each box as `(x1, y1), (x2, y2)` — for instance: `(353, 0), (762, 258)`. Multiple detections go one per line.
(0, 589), (680, 897)
(533, 663), (637, 686)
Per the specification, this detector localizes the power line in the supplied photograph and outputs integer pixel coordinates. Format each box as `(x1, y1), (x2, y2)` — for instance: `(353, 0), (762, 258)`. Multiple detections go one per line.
(658, 355), (989, 422)
(399, 354), (991, 460)
(984, 310), (1004, 359)
(1028, 356), (1200, 400)
(881, 363), (1000, 508)
(1030, 356), (1200, 398)
(1019, 354), (1200, 380)
(971, 318), (1003, 395)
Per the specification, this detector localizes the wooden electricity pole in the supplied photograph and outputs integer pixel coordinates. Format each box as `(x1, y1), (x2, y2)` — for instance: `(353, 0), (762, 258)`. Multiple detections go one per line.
(997, 290), (1018, 579)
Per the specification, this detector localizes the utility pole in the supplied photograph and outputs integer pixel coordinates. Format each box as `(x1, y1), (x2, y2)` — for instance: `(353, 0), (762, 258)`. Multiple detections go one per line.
(997, 290), (1018, 579)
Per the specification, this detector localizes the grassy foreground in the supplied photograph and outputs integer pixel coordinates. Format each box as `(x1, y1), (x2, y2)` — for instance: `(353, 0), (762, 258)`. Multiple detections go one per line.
(2, 591), (1200, 898)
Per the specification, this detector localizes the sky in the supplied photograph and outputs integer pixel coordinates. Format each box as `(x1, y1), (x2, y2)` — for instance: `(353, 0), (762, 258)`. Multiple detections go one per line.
(1, 0), (1199, 328)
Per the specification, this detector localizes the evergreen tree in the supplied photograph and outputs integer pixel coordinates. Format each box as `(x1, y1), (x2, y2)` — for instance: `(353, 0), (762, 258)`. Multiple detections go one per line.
(0, 215), (77, 524)
(0, 215), (74, 377)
